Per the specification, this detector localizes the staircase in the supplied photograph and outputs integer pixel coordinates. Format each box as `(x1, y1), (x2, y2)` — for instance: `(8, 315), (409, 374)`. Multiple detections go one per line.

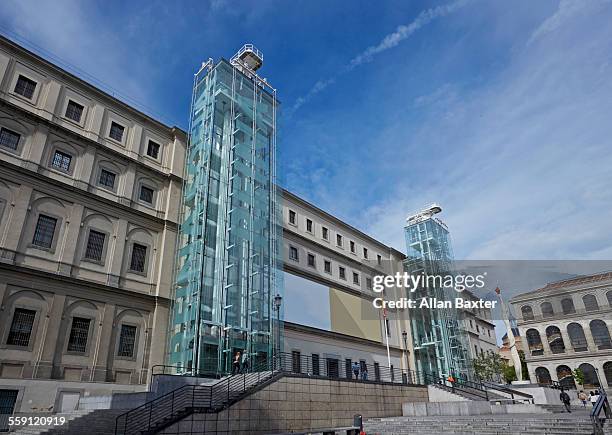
(115, 368), (278, 434)
(363, 414), (600, 434)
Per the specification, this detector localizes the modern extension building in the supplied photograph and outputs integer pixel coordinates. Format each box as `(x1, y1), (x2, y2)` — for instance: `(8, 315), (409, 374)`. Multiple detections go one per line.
(168, 46), (282, 375)
(0, 34), (187, 413)
(510, 271), (612, 388)
(403, 204), (472, 379)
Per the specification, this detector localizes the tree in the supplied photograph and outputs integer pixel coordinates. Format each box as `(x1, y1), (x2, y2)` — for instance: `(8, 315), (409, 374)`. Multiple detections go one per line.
(518, 350), (530, 381)
(573, 368), (585, 387)
(472, 352), (504, 382)
(502, 361), (517, 384)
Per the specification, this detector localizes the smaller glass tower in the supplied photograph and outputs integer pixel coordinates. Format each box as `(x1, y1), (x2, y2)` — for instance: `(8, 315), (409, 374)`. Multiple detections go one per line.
(403, 204), (471, 379)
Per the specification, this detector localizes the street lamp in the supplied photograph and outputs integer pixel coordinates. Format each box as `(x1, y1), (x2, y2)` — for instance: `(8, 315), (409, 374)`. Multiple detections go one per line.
(273, 294), (282, 368)
(402, 331), (410, 383)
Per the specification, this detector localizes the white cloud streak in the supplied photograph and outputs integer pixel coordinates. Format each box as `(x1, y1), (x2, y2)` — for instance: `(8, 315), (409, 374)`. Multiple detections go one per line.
(290, 0), (470, 114)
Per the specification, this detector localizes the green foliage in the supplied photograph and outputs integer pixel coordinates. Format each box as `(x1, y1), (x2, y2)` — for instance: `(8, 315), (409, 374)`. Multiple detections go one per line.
(501, 361), (517, 383)
(573, 368), (585, 386)
(518, 350), (530, 381)
(472, 352), (504, 382)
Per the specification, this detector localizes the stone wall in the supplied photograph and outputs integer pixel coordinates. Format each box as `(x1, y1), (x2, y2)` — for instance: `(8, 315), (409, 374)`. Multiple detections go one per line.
(160, 374), (428, 434)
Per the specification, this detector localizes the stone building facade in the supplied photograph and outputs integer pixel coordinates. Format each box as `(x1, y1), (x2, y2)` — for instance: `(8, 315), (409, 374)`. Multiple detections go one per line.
(0, 35), (186, 412)
(510, 272), (612, 388)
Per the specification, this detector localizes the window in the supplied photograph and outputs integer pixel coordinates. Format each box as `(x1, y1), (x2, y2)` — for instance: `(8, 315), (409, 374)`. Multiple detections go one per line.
(561, 298), (576, 314)
(363, 247), (368, 259)
(67, 317), (91, 353)
(345, 359), (352, 379)
(146, 140), (160, 159)
(312, 354), (320, 376)
(109, 122), (125, 142)
(336, 234), (343, 247)
(139, 185), (154, 204)
(469, 319), (473, 328)
(583, 294), (599, 312)
(353, 272), (359, 285)
(7, 308), (35, 346)
(374, 362), (380, 381)
(541, 302), (554, 318)
(0, 127), (20, 150)
(306, 218), (313, 233)
(291, 350), (301, 373)
(51, 150), (72, 172)
(322, 227), (329, 240)
(324, 260), (331, 274)
(377, 254), (382, 265)
(117, 324), (137, 357)
(521, 305), (534, 321)
(339, 266), (346, 280)
(288, 210), (296, 225)
(84, 230), (106, 262)
(307, 253), (315, 267)
(32, 214), (57, 249)
(289, 246), (299, 261)
(366, 277), (372, 290)
(65, 100), (84, 123)
(98, 169), (116, 189)
(476, 324), (480, 332)
(14, 75), (36, 99)
(129, 243), (147, 273)
(350, 241), (355, 253)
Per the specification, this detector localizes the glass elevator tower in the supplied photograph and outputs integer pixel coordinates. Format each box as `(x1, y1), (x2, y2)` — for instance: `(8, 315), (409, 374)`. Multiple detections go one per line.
(403, 204), (471, 380)
(169, 45), (283, 375)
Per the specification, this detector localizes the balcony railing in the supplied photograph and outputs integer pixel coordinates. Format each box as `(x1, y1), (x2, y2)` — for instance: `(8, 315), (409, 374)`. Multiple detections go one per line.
(519, 303), (612, 323)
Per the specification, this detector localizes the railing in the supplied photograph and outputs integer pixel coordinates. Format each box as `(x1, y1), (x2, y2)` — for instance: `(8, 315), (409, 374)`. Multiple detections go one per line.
(520, 303), (612, 323)
(423, 373), (489, 400)
(480, 380), (534, 404)
(278, 352), (422, 385)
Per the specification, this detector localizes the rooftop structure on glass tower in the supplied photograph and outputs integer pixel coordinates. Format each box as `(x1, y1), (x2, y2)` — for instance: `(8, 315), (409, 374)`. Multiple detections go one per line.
(403, 204), (471, 379)
(169, 44), (283, 375)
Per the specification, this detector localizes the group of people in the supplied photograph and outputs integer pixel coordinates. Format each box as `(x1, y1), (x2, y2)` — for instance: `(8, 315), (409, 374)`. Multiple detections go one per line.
(559, 388), (604, 413)
(351, 361), (369, 380)
(231, 350), (250, 375)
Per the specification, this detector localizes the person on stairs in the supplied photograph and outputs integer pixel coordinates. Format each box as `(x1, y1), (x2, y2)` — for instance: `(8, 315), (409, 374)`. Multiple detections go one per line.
(232, 351), (241, 375)
(559, 388), (571, 413)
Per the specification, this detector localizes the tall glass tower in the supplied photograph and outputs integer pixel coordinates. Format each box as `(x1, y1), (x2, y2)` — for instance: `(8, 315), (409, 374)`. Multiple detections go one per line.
(403, 204), (470, 380)
(169, 45), (283, 375)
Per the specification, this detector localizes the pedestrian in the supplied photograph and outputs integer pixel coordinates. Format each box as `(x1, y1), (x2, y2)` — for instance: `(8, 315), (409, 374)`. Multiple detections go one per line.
(590, 391), (600, 407)
(578, 390), (588, 408)
(559, 388), (571, 413)
(352, 361), (360, 380)
(361, 365), (368, 381)
(240, 350), (249, 373)
(232, 351), (241, 375)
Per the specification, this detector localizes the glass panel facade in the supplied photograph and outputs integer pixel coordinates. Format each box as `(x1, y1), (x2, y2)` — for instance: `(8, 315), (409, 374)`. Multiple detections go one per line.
(169, 55), (282, 375)
(403, 214), (471, 379)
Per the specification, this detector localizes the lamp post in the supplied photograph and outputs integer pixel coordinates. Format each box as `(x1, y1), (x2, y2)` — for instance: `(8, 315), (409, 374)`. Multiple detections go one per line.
(273, 294), (282, 369)
(402, 330), (410, 383)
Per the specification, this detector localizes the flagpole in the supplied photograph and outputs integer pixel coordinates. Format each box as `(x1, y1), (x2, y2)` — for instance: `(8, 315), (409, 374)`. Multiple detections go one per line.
(383, 308), (391, 369)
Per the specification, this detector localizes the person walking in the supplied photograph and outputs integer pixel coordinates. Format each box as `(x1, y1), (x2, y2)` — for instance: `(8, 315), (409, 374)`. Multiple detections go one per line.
(578, 390), (588, 408)
(559, 388), (571, 413)
(232, 351), (241, 375)
(361, 365), (368, 381)
(240, 350), (249, 373)
(351, 361), (360, 380)
(590, 391), (600, 407)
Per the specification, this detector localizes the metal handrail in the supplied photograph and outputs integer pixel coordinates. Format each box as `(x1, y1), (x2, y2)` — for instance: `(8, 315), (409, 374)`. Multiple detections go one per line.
(480, 380), (534, 403)
(424, 373), (489, 400)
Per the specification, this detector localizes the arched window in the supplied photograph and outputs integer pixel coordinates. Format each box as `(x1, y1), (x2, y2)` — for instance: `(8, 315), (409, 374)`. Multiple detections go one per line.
(567, 323), (588, 352)
(540, 302), (554, 318)
(556, 365), (576, 389)
(526, 329), (544, 356)
(583, 294), (599, 312)
(561, 298), (575, 314)
(535, 367), (552, 385)
(606, 291), (612, 307)
(521, 305), (534, 321)
(546, 325), (565, 354)
(604, 361), (612, 387)
(590, 319), (612, 350)
(578, 363), (600, 388)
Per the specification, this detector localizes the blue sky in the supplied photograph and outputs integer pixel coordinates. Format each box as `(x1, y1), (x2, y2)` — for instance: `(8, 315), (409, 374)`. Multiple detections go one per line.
(2, 0), (612, 263)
